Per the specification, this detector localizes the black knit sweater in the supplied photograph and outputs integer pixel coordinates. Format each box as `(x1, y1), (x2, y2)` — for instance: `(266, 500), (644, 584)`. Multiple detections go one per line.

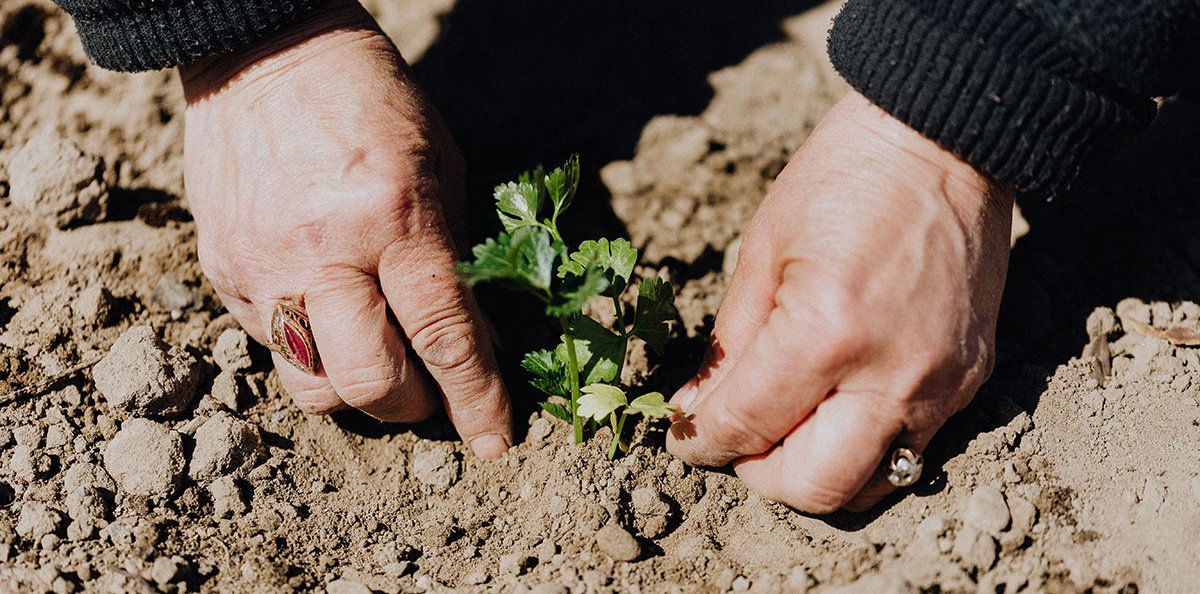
(53, 0), (1200, 194)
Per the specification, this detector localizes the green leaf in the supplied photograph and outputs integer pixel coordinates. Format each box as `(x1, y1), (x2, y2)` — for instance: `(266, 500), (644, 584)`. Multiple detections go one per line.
(577, 383), (627, 422)
(494, 180), (543, 232)
(539, 400), (573, 422)
(557, 238), (638, 292)
(632, 276), (677, 354)
(522, 349), (568, 397)
(626, 392), (677, 418)
(457, 227), (556, 294)
(545, 154), (580, 217)
(546, 267), (609, 317)
(556, 315), (626, 385)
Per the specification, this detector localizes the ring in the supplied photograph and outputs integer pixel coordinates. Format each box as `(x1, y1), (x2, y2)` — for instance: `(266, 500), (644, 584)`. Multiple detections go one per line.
(267, 301), (321, 375)
(886, 447), (924, 487)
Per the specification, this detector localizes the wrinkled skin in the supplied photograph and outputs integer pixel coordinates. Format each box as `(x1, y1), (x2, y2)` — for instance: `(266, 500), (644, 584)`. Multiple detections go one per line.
(666, 91), (1014, 512)
(179, 2), (512, 458)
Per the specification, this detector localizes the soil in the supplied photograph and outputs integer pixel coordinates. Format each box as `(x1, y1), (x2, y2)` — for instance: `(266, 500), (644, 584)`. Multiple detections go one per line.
(2, 1), (1199, 593)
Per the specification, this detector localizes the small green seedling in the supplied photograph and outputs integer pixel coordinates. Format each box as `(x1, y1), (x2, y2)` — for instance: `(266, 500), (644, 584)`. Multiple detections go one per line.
(457, 155), (678, 452)
(578, 385), (676, 460)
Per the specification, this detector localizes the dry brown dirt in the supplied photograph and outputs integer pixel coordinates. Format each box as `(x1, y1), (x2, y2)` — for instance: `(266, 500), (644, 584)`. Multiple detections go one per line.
(1, 1), (1199, 593)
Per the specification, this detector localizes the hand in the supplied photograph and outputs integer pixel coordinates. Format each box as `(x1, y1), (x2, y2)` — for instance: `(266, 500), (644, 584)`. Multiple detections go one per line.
(666, 91), (1014, 511)
(179, 1), (512, 458)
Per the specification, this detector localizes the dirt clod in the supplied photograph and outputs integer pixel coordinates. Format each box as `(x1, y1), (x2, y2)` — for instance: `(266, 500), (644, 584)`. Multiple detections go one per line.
(213, 328), (252, 373)
(595, 523), (640, 561)
(962, 485), (1011, 535)
(952, 525), (998, 572)
(187, 412), (263, 482)
(411, 442), (459, 492)
(103, 418), (184, 497)
(325, 578), (372, 594)
(15, 502), (64, 542)
(630, 486), (673, 538)
(8, 129), (109, 229)
(92, 325), (201, 419)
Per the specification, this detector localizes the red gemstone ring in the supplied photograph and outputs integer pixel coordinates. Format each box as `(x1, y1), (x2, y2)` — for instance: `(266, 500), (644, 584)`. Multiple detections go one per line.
(268, 301), (320, 375)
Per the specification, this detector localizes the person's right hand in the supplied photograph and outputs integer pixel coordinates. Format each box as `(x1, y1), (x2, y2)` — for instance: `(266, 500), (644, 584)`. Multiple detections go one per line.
(178, 1), (513, 459)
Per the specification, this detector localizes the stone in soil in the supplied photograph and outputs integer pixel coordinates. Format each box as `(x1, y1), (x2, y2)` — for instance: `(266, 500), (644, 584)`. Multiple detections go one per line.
(963, 485), (1011, 535)
(92, 325), (202, 419)
(595, 522), (640, 561)
(8, 129), (109, 229)
(411, 442), (460, 492)
(103, 418), (185, 497)
(213, 328), (253, 372)
(187, 412), (263, 482)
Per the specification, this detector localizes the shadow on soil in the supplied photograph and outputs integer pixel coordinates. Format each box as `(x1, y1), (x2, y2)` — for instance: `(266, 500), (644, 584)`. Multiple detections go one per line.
(411, 1), (822, 422)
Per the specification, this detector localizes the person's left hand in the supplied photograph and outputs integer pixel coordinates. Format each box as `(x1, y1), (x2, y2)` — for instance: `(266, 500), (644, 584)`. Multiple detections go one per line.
(666, 91), (1014, 512)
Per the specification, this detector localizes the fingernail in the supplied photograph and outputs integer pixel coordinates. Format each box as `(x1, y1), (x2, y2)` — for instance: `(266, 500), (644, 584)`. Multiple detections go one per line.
(469, 433), (510, 460)
(672, 383), (700, 412)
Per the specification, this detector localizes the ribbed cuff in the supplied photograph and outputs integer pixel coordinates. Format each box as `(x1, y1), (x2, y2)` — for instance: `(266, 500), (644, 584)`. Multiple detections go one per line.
(57, 0), (325, 72)
(828, 0), (1153, 194)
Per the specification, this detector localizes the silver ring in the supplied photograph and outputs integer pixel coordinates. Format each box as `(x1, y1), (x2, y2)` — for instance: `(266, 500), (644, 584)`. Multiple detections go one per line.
(886, 447), (923, 487)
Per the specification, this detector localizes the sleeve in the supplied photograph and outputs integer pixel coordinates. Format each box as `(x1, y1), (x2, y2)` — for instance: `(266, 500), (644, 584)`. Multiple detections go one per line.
(827, 0), (1200, 194)
(52, 0), (326, 72)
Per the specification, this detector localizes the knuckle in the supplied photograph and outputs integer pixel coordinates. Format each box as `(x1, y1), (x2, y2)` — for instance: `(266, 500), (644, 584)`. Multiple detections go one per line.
(763, 474), (851, 515)
(706, 402), (777, 455)
(289, 387), (340, 415)
(336, 371), (403, 410)
(411, 306), (482, 376)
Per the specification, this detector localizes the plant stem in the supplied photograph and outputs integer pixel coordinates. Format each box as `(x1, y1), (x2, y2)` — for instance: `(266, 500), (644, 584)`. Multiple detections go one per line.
(607, 412), (629, 460)
(611, 293), (627, 337)
(559, 315), (584, 444)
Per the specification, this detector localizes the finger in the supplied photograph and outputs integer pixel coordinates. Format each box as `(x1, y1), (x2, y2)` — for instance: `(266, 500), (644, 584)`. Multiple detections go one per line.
(379, 219), (513, 460)
(667, 300), (843, 467)
(732, 391), (904, 514)
(214, 292), (266, 344)
(671, 225), (776, 412)
(305, 271), (438, 423)
(258, 304), (345, 415)
(843, 426), (938, 512)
